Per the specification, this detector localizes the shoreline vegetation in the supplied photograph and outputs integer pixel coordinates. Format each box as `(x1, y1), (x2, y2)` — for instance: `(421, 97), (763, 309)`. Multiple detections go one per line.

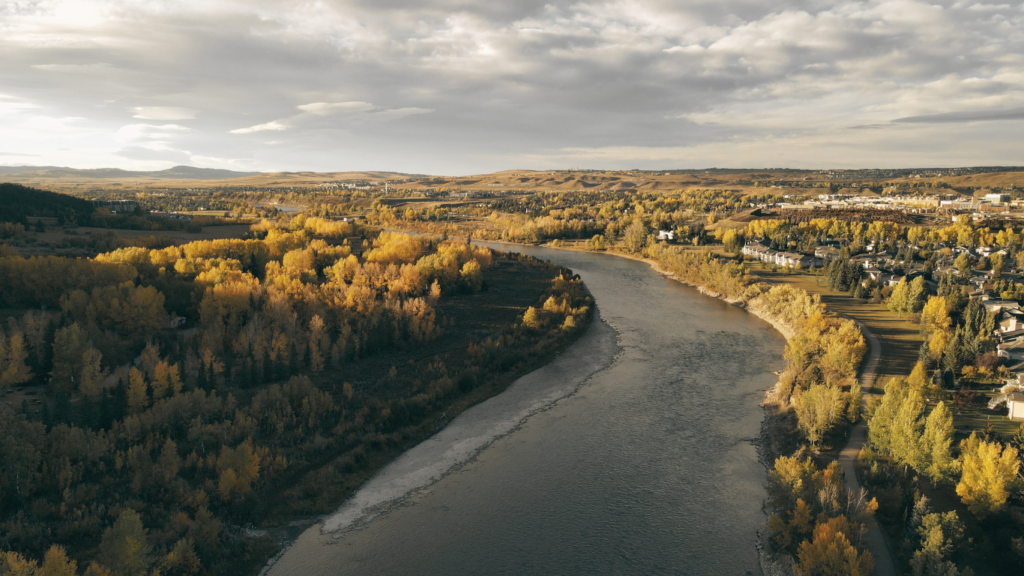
(0, 214), (596, 576)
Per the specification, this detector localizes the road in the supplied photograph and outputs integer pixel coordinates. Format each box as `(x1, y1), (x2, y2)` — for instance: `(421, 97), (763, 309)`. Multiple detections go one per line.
(840, 316), (897, 576)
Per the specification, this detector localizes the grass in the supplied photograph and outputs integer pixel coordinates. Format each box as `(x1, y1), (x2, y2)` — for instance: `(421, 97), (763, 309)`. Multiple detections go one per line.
(948, 380), (1023, 439)
(750, 261), (924, 390)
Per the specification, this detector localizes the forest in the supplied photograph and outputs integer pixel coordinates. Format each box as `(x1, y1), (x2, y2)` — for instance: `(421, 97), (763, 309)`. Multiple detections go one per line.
(0, 215), (593, 575)
(0, 184), (95, 226)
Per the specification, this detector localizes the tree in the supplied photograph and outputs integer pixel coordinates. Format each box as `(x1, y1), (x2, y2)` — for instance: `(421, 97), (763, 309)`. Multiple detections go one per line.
(794, 384), (846, 447)
(920, 296), (951, 338)
(78, 347), (105, 397)
(0, 331), (33, 390)
(40, 545), (78, 576)
(907, 276), (928, 314)
(460, 260), (483, 291)
(522, 307), (541, 329)
(95, 509), (151, 576)
(623, 221), (647, 253)
(150, 362), (170, 399)
(920, 402), (958, 484)
(954, 253), (971, 276)
(868, 378), (907, 456)
(51, 323), (91, 389)
(0, 545), (78, 576)
(990, 252), (1004, 279)
(126, 368), (149, 413)
(155, 438), (180, 484)
(308, 315), (329, 373)
(796, 516), (874, 576)
(955, 433), (1020, 516)
(217, 440), (260, 502)
(908, 361), (931, 393)
(847, 384), (862, 423)
(910, 511), (968, 576)
(160, 538), (201, 576)
(888, 277), (912, 317)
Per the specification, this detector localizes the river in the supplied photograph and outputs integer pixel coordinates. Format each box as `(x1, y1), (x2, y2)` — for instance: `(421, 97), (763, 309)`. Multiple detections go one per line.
(264, 244), (787, 575)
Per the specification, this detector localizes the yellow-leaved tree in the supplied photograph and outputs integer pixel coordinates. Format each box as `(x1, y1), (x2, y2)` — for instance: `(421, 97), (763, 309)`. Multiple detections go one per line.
(796, 516), (874, 576)
(126, 367), (149, 414)
(217, 440), (261, 502)
(955, 433), (1020, 516)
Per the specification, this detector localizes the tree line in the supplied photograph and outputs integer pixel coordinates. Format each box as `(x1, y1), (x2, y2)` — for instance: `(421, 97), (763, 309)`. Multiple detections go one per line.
(0, 215), (594, 575)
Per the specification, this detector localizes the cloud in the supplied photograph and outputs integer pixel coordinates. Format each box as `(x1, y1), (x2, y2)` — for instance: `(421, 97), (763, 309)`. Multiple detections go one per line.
(0, 1), (1022, 172)
(32, 63), (115, 73)
(230, 103), (433, 135)
(294, 101), (433, 120)
(115, 123), (190, 142)
(115, 145), (191, 163)
(297, 101), (375, 115)
(892, 107), (1024, 124)
(132, 106), (198, 120)
(229, 120), (289, 134)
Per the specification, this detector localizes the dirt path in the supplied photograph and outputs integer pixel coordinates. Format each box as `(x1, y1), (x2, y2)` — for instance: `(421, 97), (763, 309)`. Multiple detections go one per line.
(841, 316), (897, 576)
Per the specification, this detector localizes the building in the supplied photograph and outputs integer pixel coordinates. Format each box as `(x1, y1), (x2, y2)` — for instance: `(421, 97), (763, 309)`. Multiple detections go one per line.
(982, 299), (1020, 314)
(997, 337), (1024, 362)
(985, 192), (1011, 205)
(657, 230), (675, 241)
(814, 246), (841, 261)
(1008, 393), (1024, 421)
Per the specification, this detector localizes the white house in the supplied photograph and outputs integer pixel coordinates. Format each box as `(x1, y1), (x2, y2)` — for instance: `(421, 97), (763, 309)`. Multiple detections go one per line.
(657, 230), (675, 241)
(1008, 393), (1024, 421)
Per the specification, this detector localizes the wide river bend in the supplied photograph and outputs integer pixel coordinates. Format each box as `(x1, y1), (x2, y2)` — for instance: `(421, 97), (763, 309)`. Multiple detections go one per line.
(265, 244), (786, 575)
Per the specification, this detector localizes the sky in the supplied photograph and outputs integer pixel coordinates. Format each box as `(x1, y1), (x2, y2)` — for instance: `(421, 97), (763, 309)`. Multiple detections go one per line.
(1, 0), (1022, 175)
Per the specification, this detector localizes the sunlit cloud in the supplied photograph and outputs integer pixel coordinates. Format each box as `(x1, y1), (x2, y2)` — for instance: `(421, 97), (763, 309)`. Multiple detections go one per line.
(0, 0), (1020, 173)
(132, 106), (199, 120)
(229, 120), (289, 134)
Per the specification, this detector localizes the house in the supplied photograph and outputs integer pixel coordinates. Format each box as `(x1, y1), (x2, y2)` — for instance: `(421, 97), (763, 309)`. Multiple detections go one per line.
(983, 299), (1020, 314)
(169, 315), (186, 329)
(932, 266), (957, 281)
(778, 252), (819, 268)
(742, 241), (770, 259)
(997, 337), (1024, 362)
(1008, 393), (1024, 421)
(814, 246), (841, 261)
(997, 309), (1024, 332)
(657, 230), (675, 241)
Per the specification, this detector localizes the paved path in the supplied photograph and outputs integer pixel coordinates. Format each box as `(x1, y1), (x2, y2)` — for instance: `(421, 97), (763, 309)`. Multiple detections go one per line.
(840, 316), (897, 576)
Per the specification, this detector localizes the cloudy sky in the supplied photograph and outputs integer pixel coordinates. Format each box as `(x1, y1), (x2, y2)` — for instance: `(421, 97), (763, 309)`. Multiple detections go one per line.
(1, 0), (1022, 174)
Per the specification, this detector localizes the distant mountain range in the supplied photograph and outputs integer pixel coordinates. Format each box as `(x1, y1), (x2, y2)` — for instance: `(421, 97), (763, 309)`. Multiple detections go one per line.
(0, 165), (261, 180)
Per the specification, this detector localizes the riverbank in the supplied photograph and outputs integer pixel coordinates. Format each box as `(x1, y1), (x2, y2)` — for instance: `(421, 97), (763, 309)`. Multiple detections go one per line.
(263, 241), (786, 575)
